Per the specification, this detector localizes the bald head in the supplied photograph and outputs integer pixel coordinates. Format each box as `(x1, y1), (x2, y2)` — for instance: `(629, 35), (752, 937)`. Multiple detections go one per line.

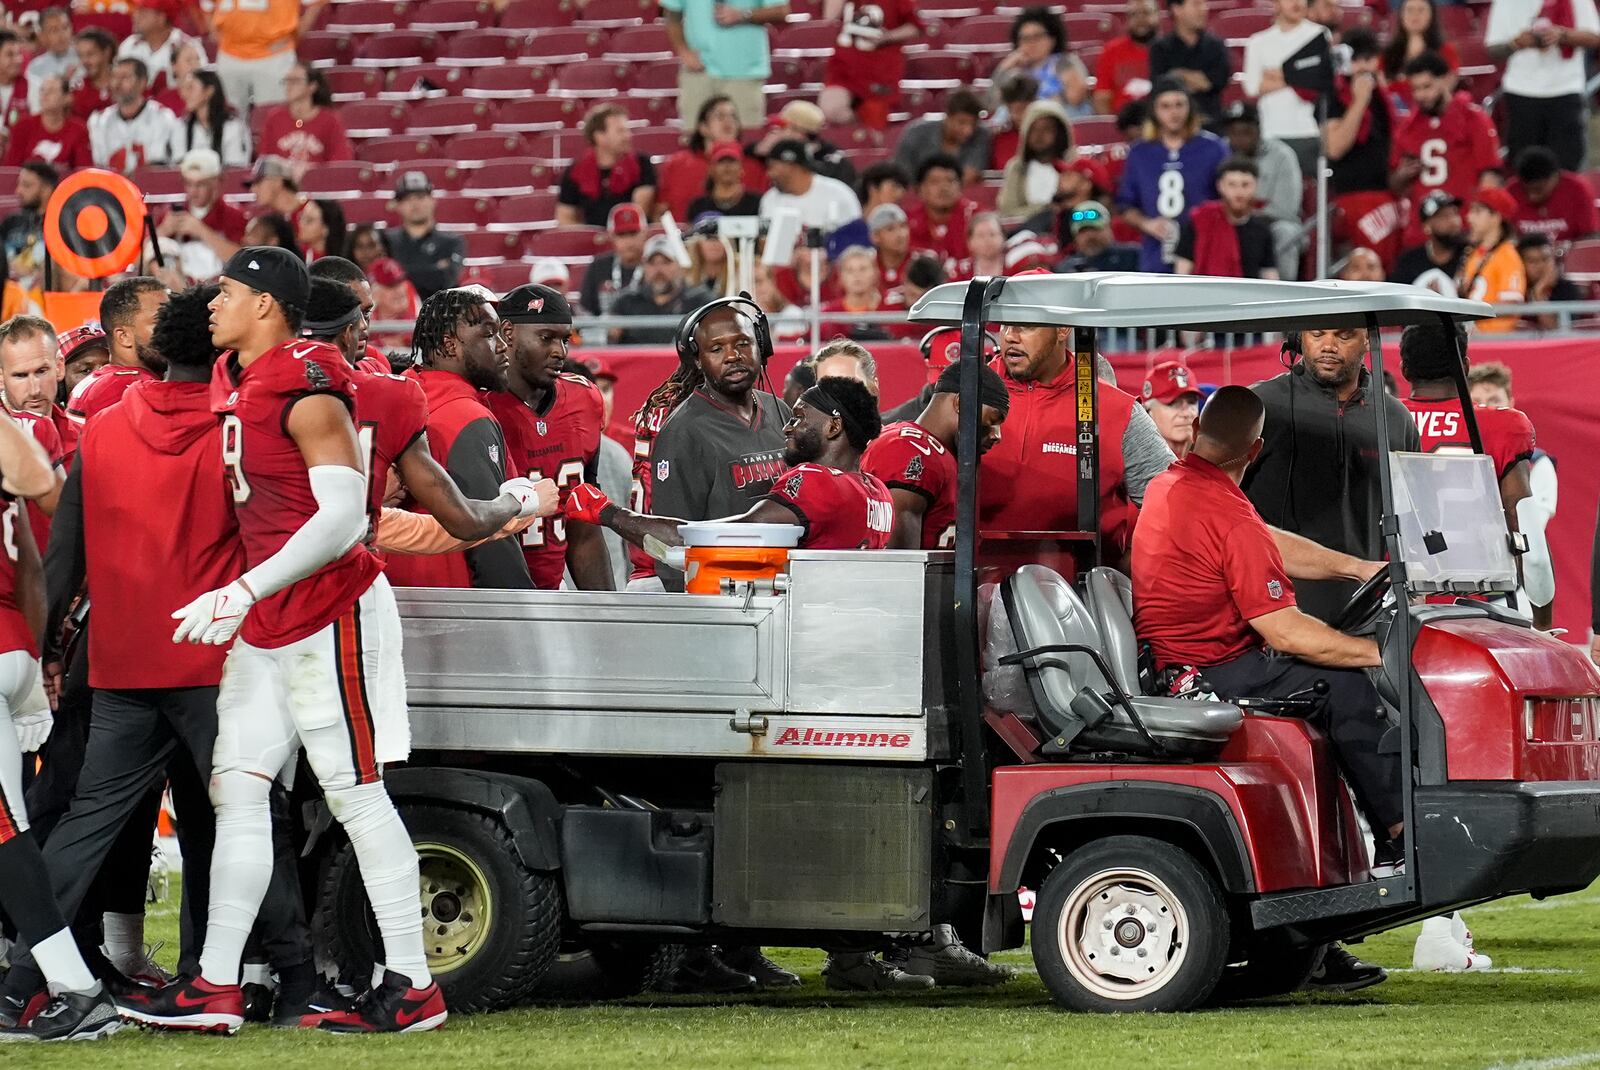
(1193, 385), (1264, 472)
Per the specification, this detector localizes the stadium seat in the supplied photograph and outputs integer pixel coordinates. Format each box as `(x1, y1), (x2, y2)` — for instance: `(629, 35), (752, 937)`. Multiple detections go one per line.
(632, 126), (687, 160)
(432, 196), (492, 230)
(389, 159), (467, 191)
(132, 166), (184, 204)
(383, 64), (468, 99)
(342, 193), (395, 225)
(296, 32), (354, 67)
(620, 95), (674, 125)
(438, 29), (527, 67)
(489, 191), (563, 232)
(462, 229), (526, 264)
(354, 31), (439, 68)
(526, 131), (589, 165)
(465, 65), (557, 99)
(444, 132), (534, 166)
(408, 0), (496, 32)
(360, 134), (444, 165)
(627, 57), (682, 97)
(407, 97), (497, 136)
(1061, 11), (1115, 41)
(941, 15), (1016, 52)
(969, 182), (1001, 210)
(527, 226), (611, 261)
(322, 65), (384, 102)
(1071, 115), (1122, 151)
(821, 123), (886, 150)
(490, 96), (586, 131)
(772, 20), (842, 57)
(919, 0), (986, 16)
(572, 0), (655, 26)
(519, 27), (606, 64)
(323, 0), (410, 34)
(1562, 238), (1600, 284)
(297, 161), (380, 199)
(1215, 8), (1275, 42)
(603, 24), (675, 61)
(462, 159), (554, 196)
(550, 62), (630, 97)
(902, 50), (978, 89)
(1437, 4), (1478, 35)
(462, 260), (542, 294)
(340, 100), (409, 138)
(498, 3), (578, 29)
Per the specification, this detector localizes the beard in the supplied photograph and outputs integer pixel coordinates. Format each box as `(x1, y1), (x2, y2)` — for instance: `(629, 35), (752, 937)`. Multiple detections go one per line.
(782, 427), (822, 467)
(464, 358), (505, 392)
(135, 342), (168, 374)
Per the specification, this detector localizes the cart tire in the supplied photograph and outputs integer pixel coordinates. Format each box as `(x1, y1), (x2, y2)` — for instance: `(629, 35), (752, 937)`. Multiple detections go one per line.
(312, 805), (562, 1013)
(1211, 939), (1327, 1003)
(532, 940), (686, 1000)
(1032, 835), (1230, 1013)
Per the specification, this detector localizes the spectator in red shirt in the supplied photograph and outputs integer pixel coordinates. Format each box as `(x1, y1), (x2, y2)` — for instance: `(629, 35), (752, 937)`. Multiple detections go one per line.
(557, 102), (658, 228)
(1094, 0), (1160, 115)
(656, 94), (767, 222)
(1389, 52), (1503, 246)
(821, 245), (908, 340)
(988, 72), (1040, 170)
(818, 0), (923, 130)
(867, 203), (923, 295)
(70, 27), (116, 120)
(906, 154), (978, 264)
(3, 74), (93, 169)
(1506, 146), (1599, 248)
(950, 210), (1008, 280)
(256, 63), (350, 166)
(156, 147), (246, 282)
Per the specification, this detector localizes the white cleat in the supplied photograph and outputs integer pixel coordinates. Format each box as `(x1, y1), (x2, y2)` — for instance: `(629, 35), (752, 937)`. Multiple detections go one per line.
(1414, 919), (1493, 972)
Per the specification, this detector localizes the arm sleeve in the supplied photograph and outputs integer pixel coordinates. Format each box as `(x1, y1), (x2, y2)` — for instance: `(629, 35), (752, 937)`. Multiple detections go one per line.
(448, 418), (534, 589)
(1483, 0), (1519, 47)
(557, 169), (582, 208)
(42, 452), (85, 658)
(1121, 401), (1177, 505)
(1241, 37), (1263, 96)
(375, 507), (533, 555)
(1223, 520), (1298, 620)
(241, 465), (368, 600)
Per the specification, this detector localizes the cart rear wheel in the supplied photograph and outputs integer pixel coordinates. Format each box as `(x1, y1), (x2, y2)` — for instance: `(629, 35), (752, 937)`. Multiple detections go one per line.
(531, 939), (686, 1000)
(1211, 937), (1327, 1003)
(1032, 835), (1229, 1013)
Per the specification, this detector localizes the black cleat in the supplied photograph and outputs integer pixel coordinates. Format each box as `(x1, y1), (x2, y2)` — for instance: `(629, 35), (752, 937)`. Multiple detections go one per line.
(661, 949), (759, 994)
(241, 982), (274, 1023)
(721, 947), (801, 988)
(273, 983), (356, 1029)
(0, 987), (122, 1042)
(1305, 945), (1387, 993)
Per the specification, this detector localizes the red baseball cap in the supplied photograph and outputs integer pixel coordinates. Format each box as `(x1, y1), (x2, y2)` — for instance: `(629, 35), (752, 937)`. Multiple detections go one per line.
(56, 324), (108, 363)
(1142, 361), (1201, 405)
(1471, 186), (1518, 219)
(708, 140), (743, 164)
(581, 355), (617, 383)
(607, 203), (644, 235)
(368, 257), (409, 288)
(1058, 157), (1110, 194)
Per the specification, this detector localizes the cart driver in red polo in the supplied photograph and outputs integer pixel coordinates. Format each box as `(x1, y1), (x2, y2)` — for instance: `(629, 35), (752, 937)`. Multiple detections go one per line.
(1132, 386), (1404, 871)
(564, 377), (894, 554)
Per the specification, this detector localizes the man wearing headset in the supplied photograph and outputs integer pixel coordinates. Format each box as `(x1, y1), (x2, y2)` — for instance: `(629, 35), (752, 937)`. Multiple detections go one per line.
(1242, 327), (1420, 622)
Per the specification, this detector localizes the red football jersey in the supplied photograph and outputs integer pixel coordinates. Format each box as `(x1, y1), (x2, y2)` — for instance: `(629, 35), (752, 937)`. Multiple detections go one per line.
(15, 409), (62, 558)
(211, 340), (382, 649)
(1401, 397), (1536, 480)
(764, 463), (894, 550)
(0, 493), (36, 658)
(49, 405), (80, 467)
(905, 198), (977, 265)
(824, 0), (922, 99)
(67, 364), (160, 424)
(628, 402), (670, 583)
(352, 368), (429, 555)
(1391, 94), (1502, 230)
(860, 420), (955, 549)
(487, 374), (605, 590)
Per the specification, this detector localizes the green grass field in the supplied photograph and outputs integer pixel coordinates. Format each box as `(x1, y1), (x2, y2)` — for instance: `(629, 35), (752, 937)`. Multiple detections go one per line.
(19, 887), (1600, 1070)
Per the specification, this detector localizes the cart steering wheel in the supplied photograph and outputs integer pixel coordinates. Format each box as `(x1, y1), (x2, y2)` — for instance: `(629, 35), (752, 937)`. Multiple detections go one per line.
(1332, 567), (1393, 633)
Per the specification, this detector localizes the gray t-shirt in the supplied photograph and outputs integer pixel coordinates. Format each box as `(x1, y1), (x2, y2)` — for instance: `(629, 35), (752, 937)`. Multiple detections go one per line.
(894, 118), (992, 179)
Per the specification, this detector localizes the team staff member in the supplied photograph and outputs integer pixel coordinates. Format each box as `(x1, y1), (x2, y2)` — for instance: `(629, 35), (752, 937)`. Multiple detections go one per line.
(1243, 326), (1420, 622)
(488, 285), (614, 591)
(863, 361), (1009, 550)
(65, 276), (170, 423)
(644, 300), (790, 593)
(982, 318), (1176, 563)
(384, 289), (534, 591)
(1141, 360), (1201, 457)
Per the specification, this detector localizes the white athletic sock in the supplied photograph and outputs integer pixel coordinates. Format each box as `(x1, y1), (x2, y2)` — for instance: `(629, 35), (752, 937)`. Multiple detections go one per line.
(101, 912), (145, 973)
(33, 928), (97, 995)
(327, 782), (430, 987)
(198, 771), (275, 987)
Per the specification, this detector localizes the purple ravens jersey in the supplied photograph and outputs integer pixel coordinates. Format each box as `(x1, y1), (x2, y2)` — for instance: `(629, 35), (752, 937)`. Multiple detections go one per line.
(1114, 131), (1229, 273)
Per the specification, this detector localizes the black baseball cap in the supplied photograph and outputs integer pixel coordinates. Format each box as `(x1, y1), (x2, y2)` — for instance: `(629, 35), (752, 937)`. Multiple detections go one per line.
(499, 283), (572, 324)
(1224, 99), (1260, 127)
(222, 246), (311, 311)
(1420, 190), (1461, 221)
(767, 139), (811, 168)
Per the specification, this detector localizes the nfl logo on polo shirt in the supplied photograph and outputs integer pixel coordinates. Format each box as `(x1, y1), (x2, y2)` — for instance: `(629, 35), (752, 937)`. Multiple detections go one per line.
(536, 420), (547, 435)
(1267, 579), (1283, 600)
(657, 460), (669, 481)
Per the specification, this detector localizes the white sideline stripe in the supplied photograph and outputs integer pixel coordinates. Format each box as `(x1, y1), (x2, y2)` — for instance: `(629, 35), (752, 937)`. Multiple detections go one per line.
(1390, 967), (1577, 975)
(1484, 1051), (1600, 1070)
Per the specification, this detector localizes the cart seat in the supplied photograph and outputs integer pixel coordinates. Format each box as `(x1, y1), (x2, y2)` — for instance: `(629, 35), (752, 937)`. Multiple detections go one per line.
(1001, 565), (1242, 758)
(1082, 566), (1142, 695)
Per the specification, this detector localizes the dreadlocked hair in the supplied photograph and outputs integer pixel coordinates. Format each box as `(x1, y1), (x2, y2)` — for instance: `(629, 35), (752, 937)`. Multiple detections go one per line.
(411, 287), (490, 368)
(633, 361), (703, 433)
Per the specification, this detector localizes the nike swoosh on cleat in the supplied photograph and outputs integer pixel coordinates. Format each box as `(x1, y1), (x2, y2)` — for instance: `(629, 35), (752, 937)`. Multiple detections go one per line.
(394, 1001), (434, 1027)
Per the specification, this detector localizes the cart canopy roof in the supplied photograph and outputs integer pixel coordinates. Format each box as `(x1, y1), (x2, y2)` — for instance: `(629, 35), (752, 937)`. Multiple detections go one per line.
(907, 274), (1494, 333)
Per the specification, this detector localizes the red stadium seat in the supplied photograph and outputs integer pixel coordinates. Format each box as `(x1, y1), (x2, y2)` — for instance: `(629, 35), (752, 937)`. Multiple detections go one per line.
(132, 166), (184, 204)
(382, 64), (468, 99)
(1436, 5), (1478, 36)
(1061, 11), (1115, 41)
(902, 50), (978, 89)
(296, 32), (354, 68)
(323, 0), (411, 34)
(438, 29), (527, 67)
(550, 62), (629, 97)
(620, 95), (674, 125)
(631, 126), (686, 160)
(498, 2), (579, 29)
(968, 182), (1001, 210)
(1214, 8), (1274, 42)
(431, 195), (492, 230)
(772, 21), (842, 57)
(406, 97), (497, 136)
(341, 194), (394, 225)
(526, 226), (611, 261)
(322, 65), (384, 102)
(631, 57), (682, 96)
(1071, 115), (1122, 150)
(462, 229), (526, 264)
(525, 131), (590, 164)
(941, 15), (1016, 52)
(408, 0), (496, 32)
(444, 132), (534, 166)
(354, 31), (439, 68)
(464, 64), (556, 99)
(603, 24), (675, 60)
(820, 123), (885, 150)
(520, 27), (606, 64)
(360, 134), (444, 165)
(1563, 238), (1600, 282)
(462, 158), (557, 196)
(462, 261), (543, 294)
(490, 96), (586, 131)
(340, 100), (409, 138)
(489, 192), (563, 232)
(389, 159), (467, 191)
(572, 0), (655, 26)
(919, 0), (985, 16)
(297, 161), (380, 199)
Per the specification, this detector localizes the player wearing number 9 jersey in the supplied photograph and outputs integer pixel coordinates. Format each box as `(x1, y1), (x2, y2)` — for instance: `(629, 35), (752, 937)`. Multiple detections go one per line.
(1392, 53), (1503, 246)
(1115, 77), (1229, 273)
(486, 284), (613, 590)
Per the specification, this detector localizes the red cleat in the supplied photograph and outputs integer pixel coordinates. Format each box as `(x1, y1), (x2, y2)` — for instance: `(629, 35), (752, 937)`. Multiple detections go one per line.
(317, 970), (447, 1034)
(115, 975), (244, 1034)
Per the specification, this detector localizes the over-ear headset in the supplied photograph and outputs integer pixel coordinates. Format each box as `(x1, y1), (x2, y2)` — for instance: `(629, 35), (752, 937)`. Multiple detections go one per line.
(1280, 330), (1302, 367)
(920, 327), (1000, 363)
(675, 293), (774, 369)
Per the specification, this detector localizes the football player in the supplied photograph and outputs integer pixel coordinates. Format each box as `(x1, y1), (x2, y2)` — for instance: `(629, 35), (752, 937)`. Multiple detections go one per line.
(861, 361), (1009, 550)
(64, 277), (169, 424)
(488, 285), (614, 590)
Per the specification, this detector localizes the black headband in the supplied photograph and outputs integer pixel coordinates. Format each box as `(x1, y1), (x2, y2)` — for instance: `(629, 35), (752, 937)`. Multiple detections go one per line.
(799, 383), (869, 444)
(301, 304), (363, 339)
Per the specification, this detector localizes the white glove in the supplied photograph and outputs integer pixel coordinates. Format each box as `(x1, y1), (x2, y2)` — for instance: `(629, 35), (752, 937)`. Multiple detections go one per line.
(171, 580), (256, 646)
(842, 21), (883, 50)
(13, 709), (52, 753)
(500, 477), (559, 520)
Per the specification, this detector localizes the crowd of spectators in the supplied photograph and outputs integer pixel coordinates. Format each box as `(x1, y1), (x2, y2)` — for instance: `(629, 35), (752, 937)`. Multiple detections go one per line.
(0, 0), (1596, 341)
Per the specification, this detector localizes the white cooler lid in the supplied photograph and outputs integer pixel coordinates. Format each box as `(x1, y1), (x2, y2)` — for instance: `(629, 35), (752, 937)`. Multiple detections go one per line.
(679, 522), (803, 548)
